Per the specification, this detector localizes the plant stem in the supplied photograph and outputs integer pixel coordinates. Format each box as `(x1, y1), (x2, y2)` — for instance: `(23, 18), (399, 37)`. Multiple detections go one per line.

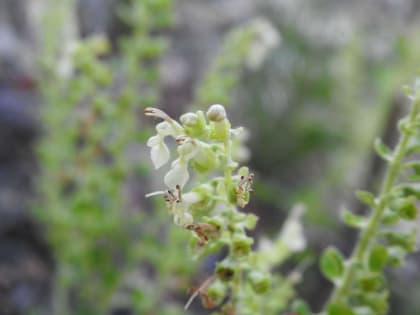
(327, 96), (420, 305)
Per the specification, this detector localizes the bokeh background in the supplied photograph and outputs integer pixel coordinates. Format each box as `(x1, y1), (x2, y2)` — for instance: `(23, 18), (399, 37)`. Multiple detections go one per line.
(1, 0), (420, 314)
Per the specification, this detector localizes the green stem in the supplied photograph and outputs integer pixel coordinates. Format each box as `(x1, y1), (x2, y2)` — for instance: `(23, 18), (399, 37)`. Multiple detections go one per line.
(327, 97), (420, 305)
(224, 137), (233, 190)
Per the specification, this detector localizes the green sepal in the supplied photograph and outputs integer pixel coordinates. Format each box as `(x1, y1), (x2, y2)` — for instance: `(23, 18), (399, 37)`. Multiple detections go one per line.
(358, 273), (385, 292)
(232, 234), (253, 256)
(248, 271), (270, 294)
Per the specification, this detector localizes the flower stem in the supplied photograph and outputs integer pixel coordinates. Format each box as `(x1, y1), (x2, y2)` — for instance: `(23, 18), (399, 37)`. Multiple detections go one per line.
(327, 96), (420, 305)
(224, 137), (233, 191)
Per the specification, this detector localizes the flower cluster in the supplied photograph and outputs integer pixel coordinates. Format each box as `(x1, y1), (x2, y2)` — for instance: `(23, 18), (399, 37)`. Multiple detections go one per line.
(145, 104), (306, 314)
(145, 105), (252, 227)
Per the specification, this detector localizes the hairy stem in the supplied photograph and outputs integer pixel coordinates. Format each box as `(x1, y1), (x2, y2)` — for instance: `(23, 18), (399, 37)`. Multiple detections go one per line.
(327, 96), (420, 305)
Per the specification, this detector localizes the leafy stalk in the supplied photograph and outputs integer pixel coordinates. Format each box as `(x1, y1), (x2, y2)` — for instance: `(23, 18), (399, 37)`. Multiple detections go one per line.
(322, 78), (420, 315)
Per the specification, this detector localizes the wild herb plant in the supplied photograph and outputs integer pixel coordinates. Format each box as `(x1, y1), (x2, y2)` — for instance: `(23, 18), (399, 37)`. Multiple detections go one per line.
(144, 105), (306, 315)
(320, 77), (420, 315)
(145, 76), (420, 315)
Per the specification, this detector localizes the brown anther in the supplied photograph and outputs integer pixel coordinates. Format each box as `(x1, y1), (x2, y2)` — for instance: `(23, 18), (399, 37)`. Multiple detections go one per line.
(175, 184), (182, 202)
(186, 223), (220, 246)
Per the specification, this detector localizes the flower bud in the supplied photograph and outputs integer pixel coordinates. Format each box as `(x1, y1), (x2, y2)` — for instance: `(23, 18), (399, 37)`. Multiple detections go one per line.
(180, 112), (199, 126)
(206, 104), (226, 122)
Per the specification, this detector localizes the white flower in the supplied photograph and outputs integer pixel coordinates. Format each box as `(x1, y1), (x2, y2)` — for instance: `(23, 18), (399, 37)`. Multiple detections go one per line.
(164, 159), (190, 189)
(147, 135), (170, 169)
(246, 18), (281, 70)
(146, 121), (180, 170)
(279, 204), (306, 252)
(145, 188), (201, 227)
(163, 138), (200, 189)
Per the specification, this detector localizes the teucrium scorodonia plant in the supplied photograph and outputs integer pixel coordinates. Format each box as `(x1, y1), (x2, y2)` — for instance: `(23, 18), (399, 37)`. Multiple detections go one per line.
(145, 105), (306, 315)
(321, 76), (420, 315)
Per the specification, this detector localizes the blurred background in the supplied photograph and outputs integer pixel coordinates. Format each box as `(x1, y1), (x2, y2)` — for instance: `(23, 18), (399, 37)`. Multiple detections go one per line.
(0, 0), (420, 314)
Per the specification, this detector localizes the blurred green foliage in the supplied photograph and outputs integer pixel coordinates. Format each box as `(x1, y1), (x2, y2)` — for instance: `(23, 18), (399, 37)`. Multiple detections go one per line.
(35, 1), (195, 314)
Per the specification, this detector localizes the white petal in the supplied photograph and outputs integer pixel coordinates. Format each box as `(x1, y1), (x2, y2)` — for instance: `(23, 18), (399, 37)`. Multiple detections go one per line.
(164, 161), (189, 189)
(156, 121), (175, 137)
(182, 192), (201, 205)
(177, 140), (198, 161)
(174, 212), (193, 226)
(279, 204), (306, 252)
(147, 135), (160, 147)
(145, 190), (166, 198)
(151, 142), (170, 169)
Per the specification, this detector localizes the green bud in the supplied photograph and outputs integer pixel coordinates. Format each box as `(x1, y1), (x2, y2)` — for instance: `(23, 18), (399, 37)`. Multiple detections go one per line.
(216, 262), (235, 281)
(232, 234), (253, 256)
(358, 274), (384, 292)
(203, 216), (225, 230)
(207, 280), (227, 304)
(245, 214), (258, 230)
(248, 271), (270, 294)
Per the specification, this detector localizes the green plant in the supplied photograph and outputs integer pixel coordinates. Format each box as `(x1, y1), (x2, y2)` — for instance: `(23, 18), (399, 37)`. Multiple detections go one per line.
(36, 1), (189, 314)
(144, 105), (305, 315)
(320, 76), (420, 315)
(145, 75), (420, 315)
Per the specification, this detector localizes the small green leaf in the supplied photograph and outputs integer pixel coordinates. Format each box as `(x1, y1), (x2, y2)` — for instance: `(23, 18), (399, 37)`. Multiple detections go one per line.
(374, 138), (393, 162)
(328, 303), (356, 315)
(397, 184), (420, 199)
(320, 247), (345, 281)
(291, 300), (311, 315)
(341, 209), (367, 228)
(355, 190), (376, 207)
(381, 208), (400, 225)
(369, 245), (388, 272)
(387, 246), (406, 266)
(381, 230), (416, 252)
(398, 198), (417, 220)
